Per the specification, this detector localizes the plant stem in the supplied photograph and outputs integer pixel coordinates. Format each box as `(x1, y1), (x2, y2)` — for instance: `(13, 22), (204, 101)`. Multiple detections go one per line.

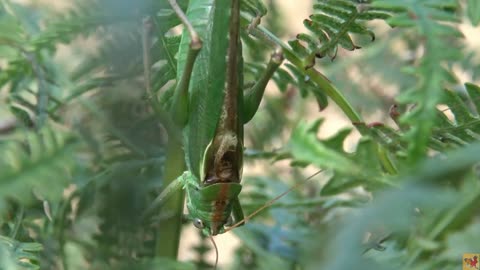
(376, 144), (398, 175)
(155, 140), (186, 258)
(246, 21), (399, 177)
(143, 16), (186, 259)
(248, 24), (369, 136)
(10, 206), (24, 239)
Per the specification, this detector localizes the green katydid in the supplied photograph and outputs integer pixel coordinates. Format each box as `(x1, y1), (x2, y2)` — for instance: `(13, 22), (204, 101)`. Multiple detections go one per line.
(142, 0), (285, 237)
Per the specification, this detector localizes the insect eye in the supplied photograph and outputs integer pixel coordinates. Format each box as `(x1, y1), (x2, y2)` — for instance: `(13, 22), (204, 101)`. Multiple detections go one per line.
(193, 218), (204, 229)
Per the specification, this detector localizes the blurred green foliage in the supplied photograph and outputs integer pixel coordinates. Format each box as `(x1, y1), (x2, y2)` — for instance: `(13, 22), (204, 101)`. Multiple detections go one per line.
(1, 0), (480, 269)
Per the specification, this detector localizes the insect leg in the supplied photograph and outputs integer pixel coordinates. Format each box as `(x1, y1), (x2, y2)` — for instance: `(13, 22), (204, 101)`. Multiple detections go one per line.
(142, 178), (182, 221)
(141, 172), (194, 221)
(167, 0), (203, 127)
(243, 49), (284, 123)
(230, 197), (246, 227)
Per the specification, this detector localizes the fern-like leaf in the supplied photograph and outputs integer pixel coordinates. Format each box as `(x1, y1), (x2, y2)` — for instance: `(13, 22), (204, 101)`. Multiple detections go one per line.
(0, 235), (42, 270)
(292, 0), (393, 64)
(285, 119), (390, 194)
(0, 128), (77, 216)
(372, 0), (462, 165)
(355, 83), (480, 163)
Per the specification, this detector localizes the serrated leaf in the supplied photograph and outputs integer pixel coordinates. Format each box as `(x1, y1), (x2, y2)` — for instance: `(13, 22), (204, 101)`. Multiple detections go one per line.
(288, 120), (362, 176)
(292, 0), (391, 63)
(443, 89), (476, 124)
(0, 235), (42, 269)
(323, 128), (352, 150)
(321, 138), (385, 195)
(465, 82), (480, 114)
(10, 105), (34, 127)
(0, 127), (76, 215)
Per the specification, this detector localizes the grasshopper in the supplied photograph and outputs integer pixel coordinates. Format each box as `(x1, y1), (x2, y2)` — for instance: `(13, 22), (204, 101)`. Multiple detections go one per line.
(143, 0), (284, 236)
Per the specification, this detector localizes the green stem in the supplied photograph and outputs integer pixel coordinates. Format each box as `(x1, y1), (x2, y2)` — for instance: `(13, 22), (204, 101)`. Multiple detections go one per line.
(376, 144), (398, 175)
(245, 22), (398, 181)
(155, 140), (186, 258)
(249, 24), (369, 135)
(9, 206), (24, 239)
(55, 192), (77, 270)
(143, 15), (186, 259)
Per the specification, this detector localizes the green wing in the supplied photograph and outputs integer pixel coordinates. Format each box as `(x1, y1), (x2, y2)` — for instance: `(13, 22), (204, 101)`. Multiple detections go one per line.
(176, 0), (231, 178)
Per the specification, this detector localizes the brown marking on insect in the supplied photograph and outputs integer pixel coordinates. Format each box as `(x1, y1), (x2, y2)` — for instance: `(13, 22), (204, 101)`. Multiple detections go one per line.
(217, 159), (233, 181)
(215, 148), (237, 181)
(205, 145), (241, 185)
(210, 184), (230, 235)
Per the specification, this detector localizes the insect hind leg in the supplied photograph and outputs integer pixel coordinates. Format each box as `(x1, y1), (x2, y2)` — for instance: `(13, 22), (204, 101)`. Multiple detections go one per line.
(167, 0), (203, 126)
(230, 197), (245, 227)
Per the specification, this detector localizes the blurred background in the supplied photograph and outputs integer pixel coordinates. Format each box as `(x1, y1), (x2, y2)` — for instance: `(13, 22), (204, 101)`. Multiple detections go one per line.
(1, 0), (480, 269)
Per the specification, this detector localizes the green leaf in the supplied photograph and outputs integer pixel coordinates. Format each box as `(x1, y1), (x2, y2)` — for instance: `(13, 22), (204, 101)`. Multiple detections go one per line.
(0, 235), (42, 269)
(284, 63), (328, 110)
(307, 143), (480, 269)
(291, 0), (393, 62)
(372, 0), (463, 164)
(9, 105), (33, 127)
(0, 127), (77, 215)
(465, 82), (480, 113)
(288, 119), (362, 176)
(321, 138), (386, 195)
(467, 0), (480, 26)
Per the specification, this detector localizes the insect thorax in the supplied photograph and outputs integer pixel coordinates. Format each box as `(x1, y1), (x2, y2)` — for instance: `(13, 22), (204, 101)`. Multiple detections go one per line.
(192, 129), (243, 235)
(187, 182), (242, 235)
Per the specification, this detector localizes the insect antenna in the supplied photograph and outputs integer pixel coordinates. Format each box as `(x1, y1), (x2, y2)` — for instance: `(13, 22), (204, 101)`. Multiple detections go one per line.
(209, 235), (219, 270)
(224, 169), (324, 233)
